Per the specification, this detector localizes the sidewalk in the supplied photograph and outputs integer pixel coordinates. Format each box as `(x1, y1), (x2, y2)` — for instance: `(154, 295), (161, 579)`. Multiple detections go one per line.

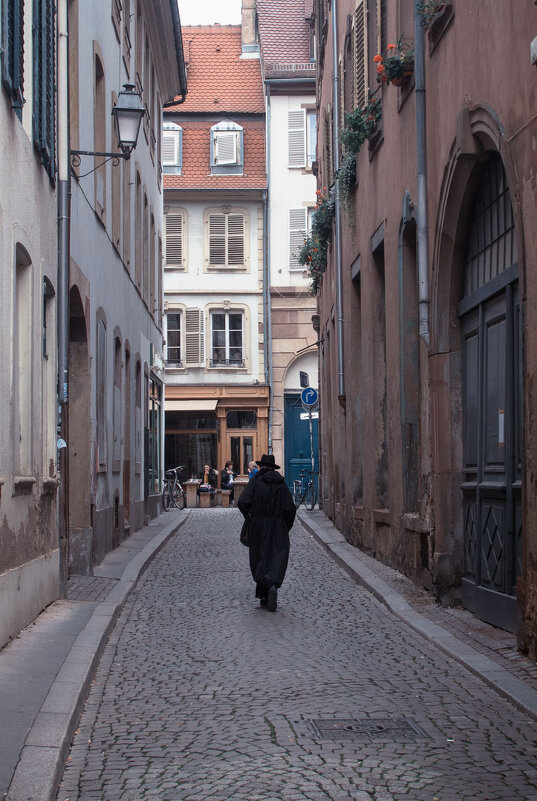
(0, 510), (189, 801)
(298, 507), (537, 720)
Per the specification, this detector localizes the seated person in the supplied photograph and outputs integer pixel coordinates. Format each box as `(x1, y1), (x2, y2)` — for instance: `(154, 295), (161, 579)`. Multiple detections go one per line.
(247, 461), (258, 481)
(198, 464), (218, 494)
(220, 460), (236, 502)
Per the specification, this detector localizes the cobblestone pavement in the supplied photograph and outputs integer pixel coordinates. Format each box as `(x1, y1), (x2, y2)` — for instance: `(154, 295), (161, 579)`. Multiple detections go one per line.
(58, 510), (537, 801)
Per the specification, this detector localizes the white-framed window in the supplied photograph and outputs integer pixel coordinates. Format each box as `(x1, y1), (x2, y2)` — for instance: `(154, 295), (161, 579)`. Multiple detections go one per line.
(165, 211), (186, 269)
(289, 208), (308, 271)
(288, 109), (306, 168)
(166, 311), (182, 366)
(205, 209), (248, 269)
(162, 122), (182, 173)
(210, 120), (243, 172)
(210, 311), (244, 367)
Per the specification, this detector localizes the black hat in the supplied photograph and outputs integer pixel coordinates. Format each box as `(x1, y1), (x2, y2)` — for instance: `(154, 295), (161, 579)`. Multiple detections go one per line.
(255, 453), (280, 470)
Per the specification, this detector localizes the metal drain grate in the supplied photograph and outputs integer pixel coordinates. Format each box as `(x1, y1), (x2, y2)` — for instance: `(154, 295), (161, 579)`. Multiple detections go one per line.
(310, 718), (428, 742)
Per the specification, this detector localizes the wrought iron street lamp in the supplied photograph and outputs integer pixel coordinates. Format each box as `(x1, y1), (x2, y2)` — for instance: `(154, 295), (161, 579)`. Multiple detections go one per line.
(70, 83), (145, 166)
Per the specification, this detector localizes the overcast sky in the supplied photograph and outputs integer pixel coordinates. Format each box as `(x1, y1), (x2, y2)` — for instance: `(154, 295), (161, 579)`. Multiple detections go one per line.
(178, 0), (242, 26)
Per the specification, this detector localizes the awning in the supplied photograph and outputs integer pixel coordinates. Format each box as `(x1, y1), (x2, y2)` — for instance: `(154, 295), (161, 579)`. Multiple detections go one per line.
(165, 399), (218, 412)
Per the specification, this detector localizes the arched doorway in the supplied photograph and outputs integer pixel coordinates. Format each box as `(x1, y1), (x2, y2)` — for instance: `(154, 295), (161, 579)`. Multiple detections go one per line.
(68, 286), (92, 575)
(459, 153), (522, 631)
(283, 352), (319, 492)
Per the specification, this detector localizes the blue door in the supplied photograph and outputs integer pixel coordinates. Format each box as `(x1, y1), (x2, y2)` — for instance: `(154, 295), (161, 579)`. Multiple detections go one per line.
(284, 394), (319, 493)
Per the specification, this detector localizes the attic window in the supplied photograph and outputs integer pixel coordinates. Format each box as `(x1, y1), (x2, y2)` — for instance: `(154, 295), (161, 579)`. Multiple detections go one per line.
(210, 120), (243, 174)
(162, 122), (182, 174)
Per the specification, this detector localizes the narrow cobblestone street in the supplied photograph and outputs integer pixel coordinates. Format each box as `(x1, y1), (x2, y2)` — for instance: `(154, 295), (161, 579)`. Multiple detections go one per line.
(58, 510), (537, 801)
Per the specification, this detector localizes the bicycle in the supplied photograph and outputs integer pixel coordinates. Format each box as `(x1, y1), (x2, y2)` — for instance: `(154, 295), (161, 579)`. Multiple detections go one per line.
(292, 469), (317, 510)
(162, 465), (186, 511)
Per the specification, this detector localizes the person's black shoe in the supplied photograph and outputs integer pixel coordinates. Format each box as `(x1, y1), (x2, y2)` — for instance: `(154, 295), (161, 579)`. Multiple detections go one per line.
(260, 597), (268, 607)
(267, 586), (278, 612)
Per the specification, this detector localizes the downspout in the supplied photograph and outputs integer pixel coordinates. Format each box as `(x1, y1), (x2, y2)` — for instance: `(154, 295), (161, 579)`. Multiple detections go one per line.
(166, 0), (188, 104)
(331, 0), (345, 401)
(264, 84), (273, 452)
(415, 0), (430, 346)
(57, 0), (69, 596)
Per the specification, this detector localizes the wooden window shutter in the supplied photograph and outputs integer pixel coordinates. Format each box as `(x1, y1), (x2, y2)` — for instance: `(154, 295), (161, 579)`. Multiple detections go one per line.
(209, 214), (226, 265)
(288, 110), (306, 168)
(353, 0), (368, 110)
(2, 0), (25, 114)
(185, 308), (205, 367)
(376, 0), (387, 57)
(33, 0), (56, 180)
(324, 106), (334, 186)
(165, 214), (183, 267)
(227, 214), (244, 265)
(162, 129), (180, 166)
(289, 209), (307, 270)
(214, 132), (237, 165)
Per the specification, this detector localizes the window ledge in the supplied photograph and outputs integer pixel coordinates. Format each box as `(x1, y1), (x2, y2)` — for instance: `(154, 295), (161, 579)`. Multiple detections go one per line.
(43, 478), (59, 493)
(206, 265), (248, 272)
(14, 476), (37, 486)
(373, 508), (391, 525)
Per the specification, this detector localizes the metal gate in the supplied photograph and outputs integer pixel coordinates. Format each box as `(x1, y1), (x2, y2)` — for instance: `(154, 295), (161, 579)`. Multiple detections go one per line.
(459, 154), (522, 632)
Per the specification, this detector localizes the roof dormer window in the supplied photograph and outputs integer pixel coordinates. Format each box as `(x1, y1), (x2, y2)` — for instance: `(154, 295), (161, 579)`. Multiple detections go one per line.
(210, 120), (243, 174)
(162, 122), (182, 174)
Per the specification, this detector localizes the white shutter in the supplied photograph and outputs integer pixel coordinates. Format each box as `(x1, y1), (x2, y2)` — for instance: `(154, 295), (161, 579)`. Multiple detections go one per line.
(227, 214), (244, 265)
(165, 214), (183, 267)
(209, 214), (226, 264)
(289, 208), (307, 270)
(185, 308), (205, 367)
(288, 110), (306, 168)
(162, 129), (180, 166)
(214, 132), (237, 165)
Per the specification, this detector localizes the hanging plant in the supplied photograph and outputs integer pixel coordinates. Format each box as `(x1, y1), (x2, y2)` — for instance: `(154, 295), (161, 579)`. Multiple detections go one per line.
(340, 99), (382, 154)
(374, 38), (414, 86)
(416, 0), (447, 27)
(298, 190), (335, 295)
(338, 152), (357, 219)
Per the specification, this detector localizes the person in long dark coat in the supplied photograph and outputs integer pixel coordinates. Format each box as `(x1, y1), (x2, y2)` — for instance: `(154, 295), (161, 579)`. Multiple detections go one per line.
(238, 454), (296, 612)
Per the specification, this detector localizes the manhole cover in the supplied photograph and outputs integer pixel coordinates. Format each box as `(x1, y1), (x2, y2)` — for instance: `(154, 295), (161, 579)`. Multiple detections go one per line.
(310, 718), (428, 742)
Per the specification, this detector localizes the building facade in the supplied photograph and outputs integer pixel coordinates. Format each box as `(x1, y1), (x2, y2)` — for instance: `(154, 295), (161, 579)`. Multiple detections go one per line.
(313, 0), (537, 654)
(163, 18), (268, 479)
(64, 0), (186, 576)
(256, 0), (319, 486)
(0, 0), (59, 647)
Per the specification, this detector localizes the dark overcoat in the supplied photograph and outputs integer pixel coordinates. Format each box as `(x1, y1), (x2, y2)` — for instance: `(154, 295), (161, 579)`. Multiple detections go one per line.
(238, 468), (296, 589)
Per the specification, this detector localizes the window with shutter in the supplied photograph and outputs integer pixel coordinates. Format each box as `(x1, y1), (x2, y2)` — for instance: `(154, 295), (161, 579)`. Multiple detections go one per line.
(208, 213), (245, 267)
(210, 311), (244, 367)
(306, 110), (317, 168)
(162, 126), (182, 172)
(2, 0), (25, 118)
(214, 132), (237, 165)
(324, 106), (334, 186)
(166, 312), (182, 366)
(185, 308), (205, 367)
(353, 0), (368, 110)
(289, 209), (307, 271)
(165, 213), (184, 268)
(288, 110), (306, 168)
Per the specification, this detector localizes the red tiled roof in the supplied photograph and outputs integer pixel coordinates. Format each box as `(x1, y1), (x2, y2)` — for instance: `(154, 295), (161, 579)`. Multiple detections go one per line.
(257, 0), (315, 79)
(163, 119), (266, 190)
(166, 26), (265, 114)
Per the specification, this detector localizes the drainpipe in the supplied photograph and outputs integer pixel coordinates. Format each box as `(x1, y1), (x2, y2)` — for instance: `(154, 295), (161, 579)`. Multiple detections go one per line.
(331, 0), (345, 400)
(264, 82), (273, 453)
(415, 0), (430, 346)
(57, 0), (70, 596)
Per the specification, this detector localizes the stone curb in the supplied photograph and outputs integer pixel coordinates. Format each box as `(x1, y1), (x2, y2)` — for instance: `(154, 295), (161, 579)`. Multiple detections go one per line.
(298, 508), (537, 723)
(6, 512), (190, 801)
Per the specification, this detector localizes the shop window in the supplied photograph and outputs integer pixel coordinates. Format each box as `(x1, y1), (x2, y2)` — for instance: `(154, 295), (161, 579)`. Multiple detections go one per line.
(226, 410), (257, 429)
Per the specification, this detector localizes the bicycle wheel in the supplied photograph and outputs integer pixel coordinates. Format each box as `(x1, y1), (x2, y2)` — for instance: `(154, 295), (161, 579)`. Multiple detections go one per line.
(162, 483), (171, 511)
(305, 481), (317, 510)
(174, 488), (185, 510)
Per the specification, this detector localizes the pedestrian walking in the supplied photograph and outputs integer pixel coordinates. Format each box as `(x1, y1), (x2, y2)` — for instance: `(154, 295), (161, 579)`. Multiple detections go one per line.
(238, 454), (296, 611)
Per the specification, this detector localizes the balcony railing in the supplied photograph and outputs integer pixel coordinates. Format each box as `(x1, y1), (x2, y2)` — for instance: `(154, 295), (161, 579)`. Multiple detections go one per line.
(165, 358), (183, 368)
(210, 358), (245, 368)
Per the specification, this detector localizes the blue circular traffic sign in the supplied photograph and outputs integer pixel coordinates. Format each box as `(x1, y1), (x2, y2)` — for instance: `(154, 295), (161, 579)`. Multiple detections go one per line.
(301, 387), (318, 407)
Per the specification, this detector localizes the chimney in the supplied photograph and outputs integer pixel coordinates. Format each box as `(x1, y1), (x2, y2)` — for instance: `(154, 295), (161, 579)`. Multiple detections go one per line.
(241, 0), (259, 55)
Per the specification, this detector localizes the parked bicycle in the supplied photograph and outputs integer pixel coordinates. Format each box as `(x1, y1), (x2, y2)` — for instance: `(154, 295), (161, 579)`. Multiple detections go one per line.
(162, 465), (186, 511)
(292, 469), (317, 510)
